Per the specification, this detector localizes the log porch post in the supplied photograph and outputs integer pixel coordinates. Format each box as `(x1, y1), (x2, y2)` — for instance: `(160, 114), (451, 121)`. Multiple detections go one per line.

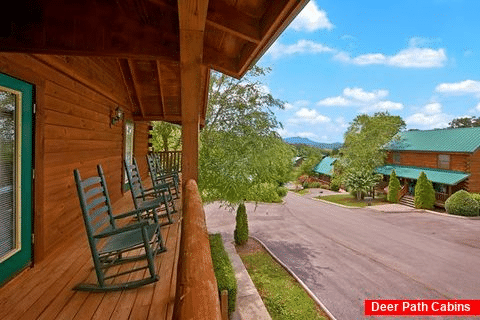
(179, 0), (208, 192)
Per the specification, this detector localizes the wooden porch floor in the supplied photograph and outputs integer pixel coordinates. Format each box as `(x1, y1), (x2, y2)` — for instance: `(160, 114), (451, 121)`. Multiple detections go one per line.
(0, 194), (182, 320)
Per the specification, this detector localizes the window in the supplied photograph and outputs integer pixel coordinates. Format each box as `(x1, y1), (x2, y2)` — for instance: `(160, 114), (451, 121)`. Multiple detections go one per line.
(438, 154), (450, 170)
(392, 152), (401, 164)
(124, 120), (134, 188)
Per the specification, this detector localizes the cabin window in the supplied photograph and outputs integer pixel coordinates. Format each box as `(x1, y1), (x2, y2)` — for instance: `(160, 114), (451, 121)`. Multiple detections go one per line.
(438, 154), (450, 169)
(392, 152), (401, 164)
(124, 120), (134, 187)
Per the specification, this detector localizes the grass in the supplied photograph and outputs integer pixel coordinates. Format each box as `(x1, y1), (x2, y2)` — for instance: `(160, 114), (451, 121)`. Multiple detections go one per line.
(316, 193), (389, 208)
(292, 189), (309, 196)
(238, 243), (328, 320)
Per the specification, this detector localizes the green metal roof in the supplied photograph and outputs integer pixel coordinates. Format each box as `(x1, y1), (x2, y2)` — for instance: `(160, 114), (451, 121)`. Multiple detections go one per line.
(375, 164), (470, 185)
(313, 157), (336, 176)
(384, 127), (480, 153)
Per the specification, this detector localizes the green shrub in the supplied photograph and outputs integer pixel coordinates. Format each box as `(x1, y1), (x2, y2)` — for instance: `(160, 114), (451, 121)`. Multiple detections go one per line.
(445, 190), (480, 216)
(209, 234), (237, 314)
(330, 176), (341, 192)
(234, 203), (249, 245)
(387, 170), (401, 203)
(307, 182), (321, 188)
(276, 186), (288, 198)
(414, 172), (435, 209)
(470, 193), (480, 204)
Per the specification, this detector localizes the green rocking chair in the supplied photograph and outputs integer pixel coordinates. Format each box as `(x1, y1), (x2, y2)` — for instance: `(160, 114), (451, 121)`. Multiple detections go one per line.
(73, 164), (166, 292)
(146, 153), (180, 199)
(124, 158), (176, 225)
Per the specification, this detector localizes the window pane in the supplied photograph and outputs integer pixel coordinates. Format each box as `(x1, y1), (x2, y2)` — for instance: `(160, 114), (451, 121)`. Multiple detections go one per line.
(0, 90), (16, 258)
(438, 154), (450, 169)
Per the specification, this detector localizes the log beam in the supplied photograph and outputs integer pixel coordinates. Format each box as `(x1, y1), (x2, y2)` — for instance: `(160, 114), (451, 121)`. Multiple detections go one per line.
(178, 0), (209, 187)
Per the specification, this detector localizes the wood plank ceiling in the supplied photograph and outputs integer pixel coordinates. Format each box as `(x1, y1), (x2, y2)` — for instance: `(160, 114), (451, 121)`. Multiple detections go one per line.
(1, 0), (308, 124)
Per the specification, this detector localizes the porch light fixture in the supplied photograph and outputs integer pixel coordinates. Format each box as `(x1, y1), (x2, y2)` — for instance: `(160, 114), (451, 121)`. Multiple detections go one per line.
(111, 106), (124, 126)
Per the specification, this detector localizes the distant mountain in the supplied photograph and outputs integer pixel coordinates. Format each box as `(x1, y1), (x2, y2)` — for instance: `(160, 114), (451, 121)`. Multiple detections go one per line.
(284, 137), (342, 150)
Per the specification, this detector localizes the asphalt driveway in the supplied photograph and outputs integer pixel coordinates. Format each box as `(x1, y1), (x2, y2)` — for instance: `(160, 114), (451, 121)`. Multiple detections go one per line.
(204, 191), (480, 320)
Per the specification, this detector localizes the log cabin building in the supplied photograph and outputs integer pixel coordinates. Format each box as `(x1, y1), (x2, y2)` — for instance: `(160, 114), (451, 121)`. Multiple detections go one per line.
(313, 156), (336, 184)
(376, 127), (480, 205)
(0, 1), (308, 319)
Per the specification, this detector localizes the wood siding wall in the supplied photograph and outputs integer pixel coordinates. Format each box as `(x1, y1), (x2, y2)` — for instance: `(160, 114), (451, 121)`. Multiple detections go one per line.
(386, 150), (480, 193)
(0, 53), (150, 261)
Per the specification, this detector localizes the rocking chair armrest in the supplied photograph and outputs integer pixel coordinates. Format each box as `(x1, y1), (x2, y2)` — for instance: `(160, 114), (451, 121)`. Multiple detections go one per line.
(114, 204), (159, 219)
(142, 186), (168, 197)
(94, 221), (150, 239)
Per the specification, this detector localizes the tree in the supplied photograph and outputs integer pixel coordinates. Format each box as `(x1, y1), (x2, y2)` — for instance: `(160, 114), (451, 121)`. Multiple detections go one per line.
(233, 203), (248, 245)
(150, 121), (181, 151)
(337, 112), (405, 197)
(343, 169), (381, 200)
(414, 172), (435, 209)
(448, 116), (480, 128)
(199, 66), (294, 206)
(387, 170), (401, 203)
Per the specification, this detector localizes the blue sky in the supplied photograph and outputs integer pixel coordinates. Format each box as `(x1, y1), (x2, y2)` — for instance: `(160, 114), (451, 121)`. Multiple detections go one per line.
(257, 0), (480, 143)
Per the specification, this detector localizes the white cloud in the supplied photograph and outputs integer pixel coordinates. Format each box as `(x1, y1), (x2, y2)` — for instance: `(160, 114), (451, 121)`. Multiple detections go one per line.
(435, 80), (480, 96)
(343, 87), (388, 102)
(317, 96), (352, 106)
(276, 128), (290, 137)
(290, 1), (334, 32)
(361, 101), (403, 112)
(316, 87), (403, 112)
(334, 47), (447, 68)
(423, 102), (442, 114)
(289, 108), (331, 124)
(406, 102), (451, 129)
(268, 40), (335, 59)
(476, 102), (480, 112)
(284, 100), (310, 111)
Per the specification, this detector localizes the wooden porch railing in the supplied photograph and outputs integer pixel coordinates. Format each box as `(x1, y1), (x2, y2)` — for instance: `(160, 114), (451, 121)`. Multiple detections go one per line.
(173, 179), (222, 320)
(435, 192), (449, 203)
(397, 185), (408, 202)
(150, 150), (182, 173)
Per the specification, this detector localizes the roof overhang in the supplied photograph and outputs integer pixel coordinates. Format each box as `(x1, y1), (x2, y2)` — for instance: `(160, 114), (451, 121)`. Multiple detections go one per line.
(375, 165), (470, 186)
(1, 0), (309, 124)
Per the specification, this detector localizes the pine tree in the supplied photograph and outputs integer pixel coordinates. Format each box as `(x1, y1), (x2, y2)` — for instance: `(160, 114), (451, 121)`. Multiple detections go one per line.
(234, 203), (249, 245)
(414, 172), (435, 209)
(387, 170), (401, 203)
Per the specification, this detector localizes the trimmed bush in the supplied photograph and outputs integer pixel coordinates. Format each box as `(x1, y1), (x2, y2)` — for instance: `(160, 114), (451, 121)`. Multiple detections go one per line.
(330, 176), (341, 192)
(470, 193), (480, 204)
(387, 170), (401, 203)
(445, 190), (480, 216)
(234, 203), (249, 245)
(414, 172), (435, 209)
(209, 234), (237, 314)
(276, 186), (288, 198)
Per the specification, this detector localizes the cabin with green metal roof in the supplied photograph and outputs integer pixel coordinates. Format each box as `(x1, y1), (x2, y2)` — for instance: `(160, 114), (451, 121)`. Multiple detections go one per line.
(376, 127), (480, 205)
(313, 156), (336, 183)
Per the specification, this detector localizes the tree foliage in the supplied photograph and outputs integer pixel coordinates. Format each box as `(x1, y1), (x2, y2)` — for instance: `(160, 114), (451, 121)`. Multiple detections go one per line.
(448, 116), (480, 128)
(199, 66), (294, 205)
(414, 172), (435, 209)
(387, 170), (401, 203)
(337, 112), (405, 197)
(150, 121), (181, 151)
(343, 170), (381, 200)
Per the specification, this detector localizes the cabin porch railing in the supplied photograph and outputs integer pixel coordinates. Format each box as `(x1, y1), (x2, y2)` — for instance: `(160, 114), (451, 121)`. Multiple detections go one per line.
(173, 179), (222, 320)
(435, 192), (449, 203)
(150, 150), (182, 173)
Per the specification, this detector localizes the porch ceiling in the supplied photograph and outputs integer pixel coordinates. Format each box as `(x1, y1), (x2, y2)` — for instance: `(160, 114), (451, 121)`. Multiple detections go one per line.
(1, 0), (308, 124)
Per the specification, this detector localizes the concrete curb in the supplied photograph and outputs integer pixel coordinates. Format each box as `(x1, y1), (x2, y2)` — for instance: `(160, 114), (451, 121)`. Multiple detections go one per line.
(221, 234), (272, 320)
(420, 208), (480, 220)
(251, 236), (338, 320)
